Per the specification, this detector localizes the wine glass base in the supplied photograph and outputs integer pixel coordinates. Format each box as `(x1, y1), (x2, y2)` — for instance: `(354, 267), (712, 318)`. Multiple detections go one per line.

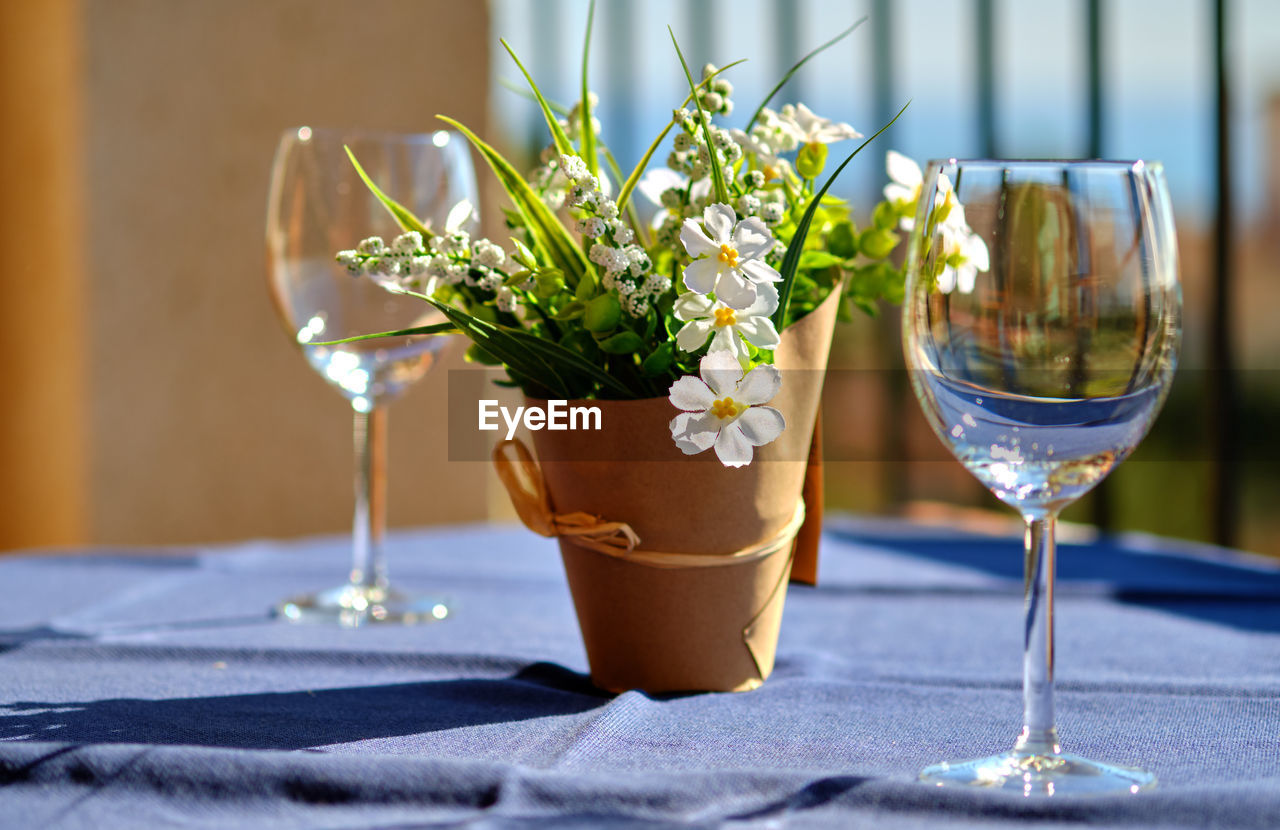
(920, 750), (1156, 796)
(274, 584), (450, 627)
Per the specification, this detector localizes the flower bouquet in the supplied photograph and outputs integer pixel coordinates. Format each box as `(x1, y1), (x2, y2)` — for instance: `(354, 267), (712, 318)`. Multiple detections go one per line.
(330, 11), (986, 692)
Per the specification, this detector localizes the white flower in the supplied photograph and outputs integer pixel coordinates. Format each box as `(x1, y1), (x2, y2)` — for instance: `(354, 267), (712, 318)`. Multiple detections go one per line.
(753, 108), (801, 153)
(668, 351), (786, 468)
(679, 204), (781, 310)
(729, 128), (793, 183)
(495, 286), (517, 313)
(781, 103), (862, 145)
(884, 151), (922, 206)
(883, 153), (967, 233)
(444, 199), (475, 234)
(673, 287), (780, 368)
(637, 168), (710, 230)
(936, 223), (990, 294)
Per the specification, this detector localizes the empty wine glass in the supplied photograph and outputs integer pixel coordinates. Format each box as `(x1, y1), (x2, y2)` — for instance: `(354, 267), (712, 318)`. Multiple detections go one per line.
(903, 159), (1181, 794)
(266, 126), (477, 625)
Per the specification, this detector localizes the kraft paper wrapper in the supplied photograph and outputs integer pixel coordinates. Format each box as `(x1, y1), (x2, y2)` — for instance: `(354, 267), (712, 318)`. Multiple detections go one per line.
(527, 289), (839, 693)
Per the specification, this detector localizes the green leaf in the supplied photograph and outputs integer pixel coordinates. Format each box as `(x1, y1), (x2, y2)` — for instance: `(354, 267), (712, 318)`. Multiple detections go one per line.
(500, 39), (575, 158)
(534, 269), (565, 298)
(798, 250), (843, 270)
(615, 59), (746, 212)
(310, 320), (459, 346)
(552, 300), (586, 320)
(859, 227), (899, 260)
(438, 116), (590, 286)
(583, 294), (621, 332)
(465, 342), (503, 365)
(343, 147), (431, 237)
(826, 220), (859, 258)
(574, 269), (597, 300)
(614, 58), (747, 212)
(747, 17), (868, 131)
(599, 330), (643, 354)
(579, 0), (598, 176)
(511, 237), (538, 269)
(641, 342), (675, 376)
(406, 289), (633, 397)
(669, 27), (728, 205)
(773, 101), (909, 329)
(872, 199), (898, 230)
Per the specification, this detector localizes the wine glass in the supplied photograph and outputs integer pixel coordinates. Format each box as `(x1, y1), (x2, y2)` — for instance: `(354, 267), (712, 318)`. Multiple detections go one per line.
(266, 126), (477, 625)
(903, 159), (1181, 794)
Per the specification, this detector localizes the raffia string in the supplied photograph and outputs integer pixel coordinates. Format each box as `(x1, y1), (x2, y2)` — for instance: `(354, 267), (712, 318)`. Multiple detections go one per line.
(492, 439), (640, 557)
(492, 438), (806, 570)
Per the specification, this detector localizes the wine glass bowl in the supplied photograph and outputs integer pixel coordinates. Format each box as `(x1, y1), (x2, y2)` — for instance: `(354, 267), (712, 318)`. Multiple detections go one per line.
(266, 126), (477, 625)
(904, 159), (1181, 794)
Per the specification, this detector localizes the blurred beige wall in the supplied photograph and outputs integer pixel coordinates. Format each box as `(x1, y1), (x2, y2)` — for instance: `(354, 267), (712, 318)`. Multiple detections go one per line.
(0, 0), (494, 549)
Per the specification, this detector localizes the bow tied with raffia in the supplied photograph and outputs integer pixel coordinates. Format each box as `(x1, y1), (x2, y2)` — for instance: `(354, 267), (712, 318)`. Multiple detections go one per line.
(492, 439), (641, 557)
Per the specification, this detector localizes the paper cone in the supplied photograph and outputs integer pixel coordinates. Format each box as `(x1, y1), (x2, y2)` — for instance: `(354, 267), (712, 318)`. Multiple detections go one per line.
(527, 290), (840, 693)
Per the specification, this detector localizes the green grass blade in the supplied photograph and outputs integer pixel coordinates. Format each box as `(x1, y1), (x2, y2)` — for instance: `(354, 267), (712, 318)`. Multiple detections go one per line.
(438, 115), (590, 286)
(498, 78), (570, 115)
(772, 100), (909, 329)
(580, 0), (598, 176)
(669, 27), (728, 205)
(310, 320), (459, 346)
(344, 146), (431, 236)
(615, 58), (746, 212)
(747, 17), (867, 131)
(501, 38), (575, 158)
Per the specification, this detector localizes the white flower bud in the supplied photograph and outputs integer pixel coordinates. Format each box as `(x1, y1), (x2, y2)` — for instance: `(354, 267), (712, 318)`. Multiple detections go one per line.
(760, 202), (785, 225)
(577, 216), (607, 238)
(392, 231), (423, 254)
(336, 250), (362, 276)
(356, 237), (386, 256)
(612, 223), (634, 245)
(473, 239), (506, 269)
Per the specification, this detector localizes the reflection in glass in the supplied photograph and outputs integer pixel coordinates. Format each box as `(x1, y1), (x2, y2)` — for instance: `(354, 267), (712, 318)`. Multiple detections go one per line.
(266, 127), (476, 625)
(904, 160), (1180, 795)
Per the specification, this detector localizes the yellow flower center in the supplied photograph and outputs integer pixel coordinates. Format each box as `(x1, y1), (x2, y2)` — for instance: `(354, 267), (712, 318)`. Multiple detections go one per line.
(712, 307), (737, 327)
(710, 397), (742, 420)
(762, 163), (781, 182)
(717, 243), (740, 268)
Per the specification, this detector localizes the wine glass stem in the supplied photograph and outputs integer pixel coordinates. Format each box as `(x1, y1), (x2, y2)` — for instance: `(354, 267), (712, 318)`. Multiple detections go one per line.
(1017, 512), (1061, 755)
(350, 406), (388, 592)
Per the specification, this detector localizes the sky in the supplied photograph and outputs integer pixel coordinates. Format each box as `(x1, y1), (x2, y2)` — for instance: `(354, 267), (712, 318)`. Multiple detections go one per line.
(491, 0), (1280, 227)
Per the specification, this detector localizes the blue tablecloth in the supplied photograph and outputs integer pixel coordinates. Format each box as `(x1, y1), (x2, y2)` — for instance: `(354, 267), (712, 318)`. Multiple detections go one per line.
(3, 517), (1280, 828)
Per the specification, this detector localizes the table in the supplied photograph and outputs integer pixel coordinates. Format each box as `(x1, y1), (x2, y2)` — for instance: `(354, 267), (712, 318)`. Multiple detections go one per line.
(2, 517), (1279, 828)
